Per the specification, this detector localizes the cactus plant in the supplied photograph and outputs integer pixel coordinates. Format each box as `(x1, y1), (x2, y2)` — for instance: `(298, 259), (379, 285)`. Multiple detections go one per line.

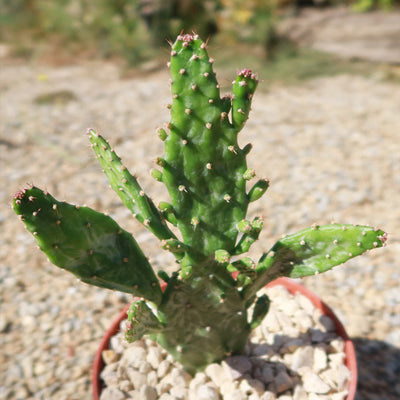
(13, 33), (387, 375)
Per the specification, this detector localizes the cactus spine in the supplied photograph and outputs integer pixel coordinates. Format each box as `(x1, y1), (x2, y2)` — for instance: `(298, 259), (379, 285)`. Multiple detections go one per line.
(13, 34), (387, 374)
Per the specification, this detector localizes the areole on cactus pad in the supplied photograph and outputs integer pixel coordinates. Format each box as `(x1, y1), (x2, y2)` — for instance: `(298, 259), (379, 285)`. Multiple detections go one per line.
(13, 33), (387, 375)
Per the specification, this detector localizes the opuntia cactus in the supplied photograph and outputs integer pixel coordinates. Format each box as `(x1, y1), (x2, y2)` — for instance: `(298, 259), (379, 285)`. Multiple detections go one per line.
(13, 34), (387, 374)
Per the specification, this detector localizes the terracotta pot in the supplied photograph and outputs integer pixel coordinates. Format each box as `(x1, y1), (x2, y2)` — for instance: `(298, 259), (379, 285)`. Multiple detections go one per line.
(92, 277), (357, 399)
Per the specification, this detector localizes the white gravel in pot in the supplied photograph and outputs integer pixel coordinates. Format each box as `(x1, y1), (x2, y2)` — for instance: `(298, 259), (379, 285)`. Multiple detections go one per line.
(99, 285), (351, 400)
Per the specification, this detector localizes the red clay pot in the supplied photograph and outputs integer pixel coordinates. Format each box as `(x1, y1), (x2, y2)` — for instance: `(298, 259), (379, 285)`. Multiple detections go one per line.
(92, 277), (357, 399)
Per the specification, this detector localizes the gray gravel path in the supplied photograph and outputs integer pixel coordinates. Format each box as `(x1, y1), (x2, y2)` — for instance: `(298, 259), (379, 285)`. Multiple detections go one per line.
(1, 61), (399, 400)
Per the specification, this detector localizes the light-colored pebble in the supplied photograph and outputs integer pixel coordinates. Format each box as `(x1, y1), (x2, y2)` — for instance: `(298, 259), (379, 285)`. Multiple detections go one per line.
(302, 371), (331, 394)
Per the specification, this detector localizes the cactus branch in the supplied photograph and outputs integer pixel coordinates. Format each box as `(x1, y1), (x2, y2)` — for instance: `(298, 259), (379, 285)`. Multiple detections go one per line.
(88, 129), (176, 241)
(242, 223), (387, 300)
(13, 186), (162, 304)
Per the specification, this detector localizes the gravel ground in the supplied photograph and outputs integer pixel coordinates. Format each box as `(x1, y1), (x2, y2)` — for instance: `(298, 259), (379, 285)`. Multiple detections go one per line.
(1, 60), (399, 400)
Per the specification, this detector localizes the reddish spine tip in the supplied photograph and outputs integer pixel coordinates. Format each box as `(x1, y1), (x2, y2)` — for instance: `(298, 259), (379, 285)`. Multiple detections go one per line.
(238, 68), (257, 80)
(14, 189), (27, 200)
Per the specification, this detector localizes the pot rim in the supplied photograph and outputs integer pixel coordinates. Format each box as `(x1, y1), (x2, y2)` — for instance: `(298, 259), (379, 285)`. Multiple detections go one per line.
(92, 277), (357, 399)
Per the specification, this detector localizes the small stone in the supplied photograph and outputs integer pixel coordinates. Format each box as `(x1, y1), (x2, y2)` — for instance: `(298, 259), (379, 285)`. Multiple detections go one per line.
(126, 368), (147, 389)
(99, 386), (125, 400)
(296, 293), (315, 314)
(261, 308), (281, 333)
(194, 384), (219, 400)
(224, 389), (247, 400)
(302, 371), (331, 394)
(275, 370), (294, 393)
(328, 352), (346, 367)
(293, 309), (314, 331)
(223, 355), (252, 379)
(278, 298), (300, 316)
(137, 360), (152, 374)
(157, 359), (171, 378)
(260, 364), (274, 384)
(159, 394), (174, 400)
(156, 379), (172, 395)
(280, 338), (304, 354)
(170, 367), (192, 386)
(239, 378), (265, 395)
(317, 315), (336, 333)
(102, 349), (119, 365)
(220, 380), (239, 396)
(311, 329), (328, 343)
(147, 346), (162, 369)
(313, 346), (328, 372)
(120, 345), (147, 369)
(330, 339), (345, 353)
(170, 386), (188, 399)
(293, 385), (308, 400)
(100, 369), (119, 387)
(118, 379), (132, 392)
(140, 385), (157, 400)
(110, 335), (125, 353)
(189, 371), (207, 391)
(291, 346), (314, 372)
(252, 343), (273, 357)
(146, 370), (158, 387)
(331, 390), (349, 400)
(205, 363), (228, 387)
(259, 392), (277, 400)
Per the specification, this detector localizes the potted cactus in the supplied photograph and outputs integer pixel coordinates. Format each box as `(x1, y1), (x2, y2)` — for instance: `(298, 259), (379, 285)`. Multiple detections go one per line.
(13, 34), (386, 398)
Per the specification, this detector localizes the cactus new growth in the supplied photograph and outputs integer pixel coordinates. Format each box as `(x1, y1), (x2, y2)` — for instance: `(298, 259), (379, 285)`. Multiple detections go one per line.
(13, 34), (387, 374)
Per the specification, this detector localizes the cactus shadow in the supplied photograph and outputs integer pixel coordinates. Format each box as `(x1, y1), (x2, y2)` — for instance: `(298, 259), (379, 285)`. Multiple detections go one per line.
(353, 337), (400, 400)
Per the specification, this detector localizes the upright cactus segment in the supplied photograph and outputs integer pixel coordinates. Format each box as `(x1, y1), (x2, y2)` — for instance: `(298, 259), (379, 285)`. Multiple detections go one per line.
(161, 34), (259, 259)
(13, 33), (387, 375)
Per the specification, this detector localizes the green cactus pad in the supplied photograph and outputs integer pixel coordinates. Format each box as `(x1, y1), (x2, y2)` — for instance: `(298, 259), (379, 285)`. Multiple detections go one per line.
(161, 34), (259, 257)
(13, 186), (162, 303)
(87, 129), (175, 242)
(243, 223), (387, 299)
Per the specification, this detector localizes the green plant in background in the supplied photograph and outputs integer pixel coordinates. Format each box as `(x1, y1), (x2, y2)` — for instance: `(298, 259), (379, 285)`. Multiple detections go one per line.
(352, 0), (394, 12)
(13, 34), (387, 374)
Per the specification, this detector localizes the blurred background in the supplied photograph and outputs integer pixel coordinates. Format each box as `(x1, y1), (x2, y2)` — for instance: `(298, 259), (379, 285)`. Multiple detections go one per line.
(1, 0), (399, 81)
